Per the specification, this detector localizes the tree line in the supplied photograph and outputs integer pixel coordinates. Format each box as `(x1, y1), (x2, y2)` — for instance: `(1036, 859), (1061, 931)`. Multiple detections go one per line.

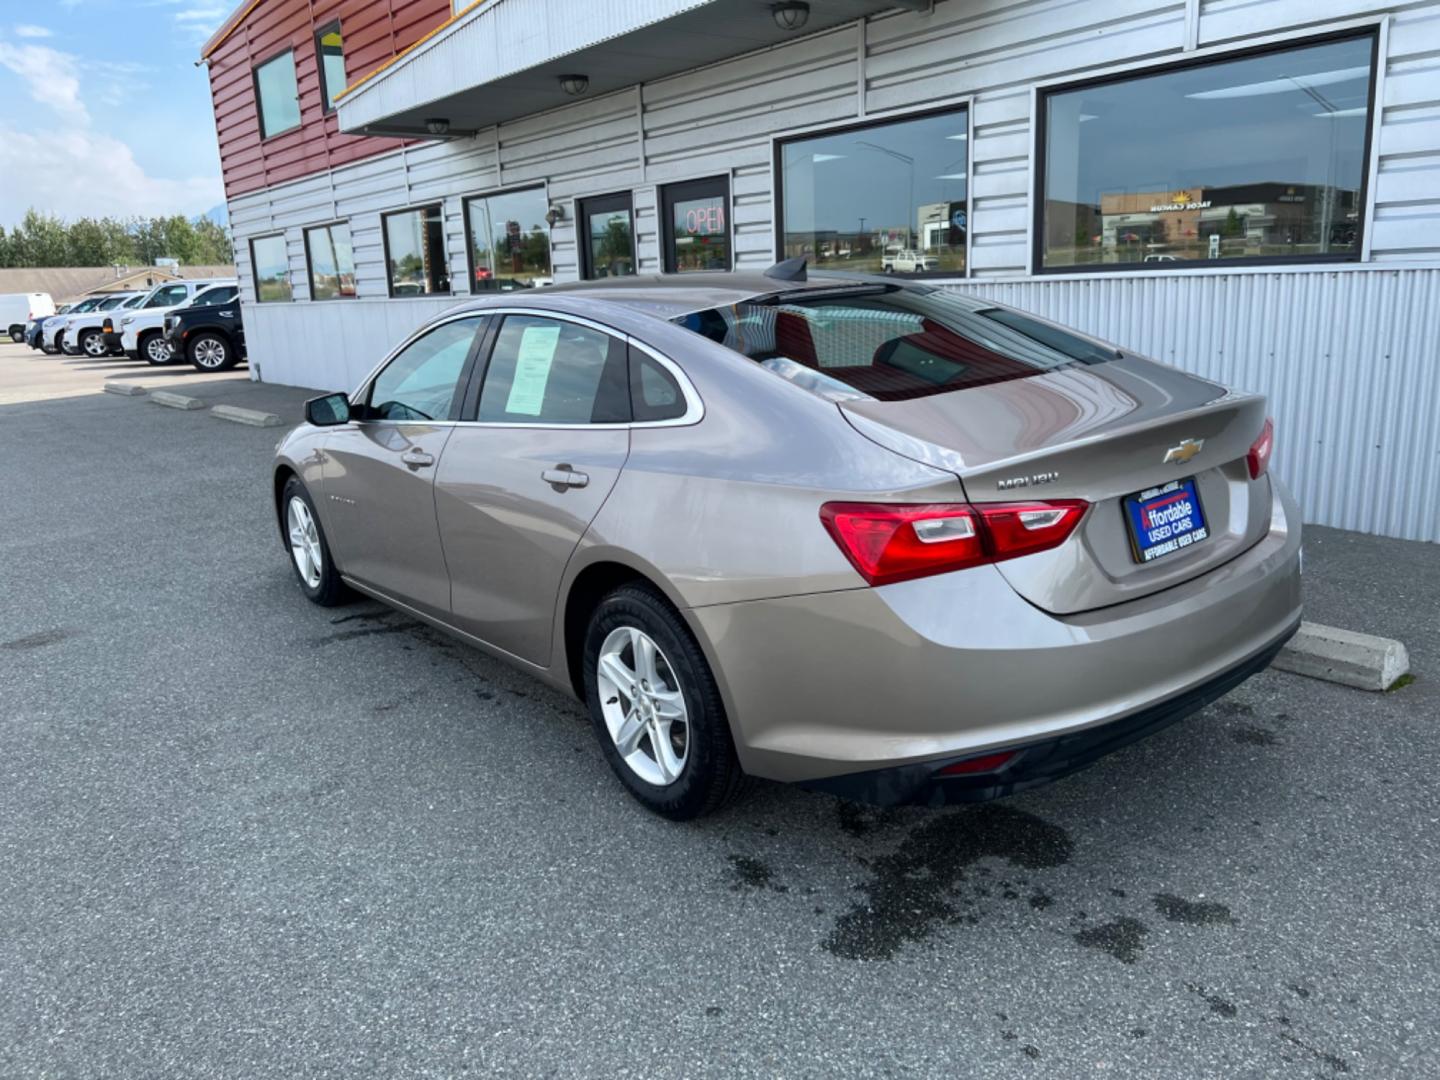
(0, 209), (233, 270)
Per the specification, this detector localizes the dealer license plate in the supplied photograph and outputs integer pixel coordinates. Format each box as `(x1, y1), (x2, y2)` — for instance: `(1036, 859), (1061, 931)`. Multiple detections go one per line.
(1124, 477), (1209, 563)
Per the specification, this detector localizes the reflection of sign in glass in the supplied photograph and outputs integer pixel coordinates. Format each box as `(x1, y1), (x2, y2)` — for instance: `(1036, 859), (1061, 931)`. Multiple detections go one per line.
(951, 209), (967, 230)
(1149, 190), (1212, 213)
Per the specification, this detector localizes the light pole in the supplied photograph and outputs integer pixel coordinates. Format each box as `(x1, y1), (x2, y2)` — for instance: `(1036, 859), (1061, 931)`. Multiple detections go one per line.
(857, 141), (915, 248)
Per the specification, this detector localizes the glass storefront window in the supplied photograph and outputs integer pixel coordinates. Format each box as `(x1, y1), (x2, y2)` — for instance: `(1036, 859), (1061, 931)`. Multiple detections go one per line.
(777, 109), (968, 277)
(465, 187), (552, 292)
(253, 51), (300, 139)
(250, 234), (291, 303)
(383, 205), (449, 297)
(579, 193), (636, 280)
(662, 177), (730, 273)
(304, 222), (356, 300)
(1039, 33), (1376, 270)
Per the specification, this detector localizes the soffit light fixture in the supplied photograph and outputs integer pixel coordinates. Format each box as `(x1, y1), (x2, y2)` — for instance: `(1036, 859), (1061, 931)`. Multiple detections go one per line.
(772, 2), (809, 31)
(559, 74), (589, 96)
(425, 118), (450, 136)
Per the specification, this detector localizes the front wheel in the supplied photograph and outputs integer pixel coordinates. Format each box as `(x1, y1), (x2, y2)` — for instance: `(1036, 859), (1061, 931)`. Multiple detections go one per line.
(141, 331), (174, 366)
(280, 478), (351, 607)
(188, 332), (237, 372)
(8, 327), (22, 344)
(583, 584), (742, 820)
(79, 329), (108, 358)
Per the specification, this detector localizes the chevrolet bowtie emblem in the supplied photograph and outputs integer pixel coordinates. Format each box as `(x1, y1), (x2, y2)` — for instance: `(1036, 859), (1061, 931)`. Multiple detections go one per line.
(1164, 438), (1204, 465)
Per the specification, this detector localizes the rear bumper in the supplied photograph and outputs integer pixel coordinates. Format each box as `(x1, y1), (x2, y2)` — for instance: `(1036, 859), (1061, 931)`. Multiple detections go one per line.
(689, 478), (1303, 793)
(103, 332), (125, 353)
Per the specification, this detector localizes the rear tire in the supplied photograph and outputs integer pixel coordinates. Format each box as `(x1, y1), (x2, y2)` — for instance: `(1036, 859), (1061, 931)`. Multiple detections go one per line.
(583, 584), (743, 820)
(8, 327), (22, 344)
(188, 332), (237, 372)
(140, 331), (174, 366)
(280, 477), (351, 607)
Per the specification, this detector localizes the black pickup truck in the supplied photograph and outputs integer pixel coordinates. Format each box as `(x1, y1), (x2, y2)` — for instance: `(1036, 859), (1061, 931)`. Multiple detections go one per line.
(163, 298), (246, 372)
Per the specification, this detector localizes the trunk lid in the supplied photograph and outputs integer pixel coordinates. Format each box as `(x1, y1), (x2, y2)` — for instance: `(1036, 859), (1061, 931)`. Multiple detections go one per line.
(841, 356), (1273, 614)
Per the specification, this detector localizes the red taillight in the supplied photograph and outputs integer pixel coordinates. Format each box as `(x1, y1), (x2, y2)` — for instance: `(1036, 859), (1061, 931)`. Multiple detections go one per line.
(1247, 417), (1274, 480)
(937, 751), (1018, 776)
(819, 499), (1088, 587)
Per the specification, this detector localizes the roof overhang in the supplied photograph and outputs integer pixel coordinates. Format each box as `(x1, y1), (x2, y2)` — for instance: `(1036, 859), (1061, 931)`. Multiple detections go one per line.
(335, 0), (905, 139)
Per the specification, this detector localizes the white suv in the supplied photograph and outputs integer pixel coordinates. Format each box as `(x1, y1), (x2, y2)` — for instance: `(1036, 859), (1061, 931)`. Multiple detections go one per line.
(117, 279), (237, 365)
(881, 249), (939, 273)
(60, 292), (147, 357)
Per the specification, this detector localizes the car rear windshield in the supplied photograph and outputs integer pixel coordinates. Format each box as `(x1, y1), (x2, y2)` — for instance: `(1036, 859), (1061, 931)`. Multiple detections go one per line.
(673, 284), (1116, 402)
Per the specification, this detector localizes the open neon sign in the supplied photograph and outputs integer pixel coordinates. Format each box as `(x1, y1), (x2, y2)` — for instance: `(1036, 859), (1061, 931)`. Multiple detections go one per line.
(682, 201), (725, 237)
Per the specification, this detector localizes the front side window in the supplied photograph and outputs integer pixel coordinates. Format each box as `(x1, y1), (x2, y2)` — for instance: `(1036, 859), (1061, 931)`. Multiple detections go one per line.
(676, 284), (1112, 402)
(367, 317), (484, 421)
(578, 193), (636, 280)
(305, 222), (356, 300)
(254, 50), (301, 139)
(315, 22), (345, 113)
(384, 206), (449, 297)
(778, 108), (969, 277)
(250, 235), (292, 302)
(477, 316), (629, 424)
(662, 177), (730, 273)
(193, 286), (239, 307)
(465, 188), (552, 291)
(1040, 32), (1376, 271)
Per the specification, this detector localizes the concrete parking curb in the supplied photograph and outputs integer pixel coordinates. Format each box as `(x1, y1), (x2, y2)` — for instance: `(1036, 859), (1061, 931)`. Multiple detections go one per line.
(1273, 621), (1411, 692)
(103, 382), (146, 396)
(149, 390), (206, 411)
(211, 404), (284, 427)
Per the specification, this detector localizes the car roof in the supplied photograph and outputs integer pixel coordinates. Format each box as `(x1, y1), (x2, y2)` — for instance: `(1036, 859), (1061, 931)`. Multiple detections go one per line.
(452, 270), (898, 321)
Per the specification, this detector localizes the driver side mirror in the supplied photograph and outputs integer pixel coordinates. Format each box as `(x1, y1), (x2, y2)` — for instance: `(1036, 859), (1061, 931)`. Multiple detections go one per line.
(305, 392), (351, 426)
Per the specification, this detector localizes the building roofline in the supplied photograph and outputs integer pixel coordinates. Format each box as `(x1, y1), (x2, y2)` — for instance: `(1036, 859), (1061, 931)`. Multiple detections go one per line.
(332, 0), (495, 104)
(199, 0), (265, 61)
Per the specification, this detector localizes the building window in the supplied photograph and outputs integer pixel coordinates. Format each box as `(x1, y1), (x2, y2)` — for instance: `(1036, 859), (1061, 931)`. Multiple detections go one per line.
(776, 108), (969, 277)
(250, 235), (292, 302)
(661, 177), (730, 273)
(463, 187), (552, 292)
(304, 222), (356, 300)
(1038, 31), (1377, 271)
(382, 205), (449, 297)
(253, 50), (301, 139)
(315, 22), (345, 114)
(578, 193), (636, 280)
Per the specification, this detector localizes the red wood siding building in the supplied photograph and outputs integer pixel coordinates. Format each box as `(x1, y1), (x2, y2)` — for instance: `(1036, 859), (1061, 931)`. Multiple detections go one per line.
(203, 0), (450, 200)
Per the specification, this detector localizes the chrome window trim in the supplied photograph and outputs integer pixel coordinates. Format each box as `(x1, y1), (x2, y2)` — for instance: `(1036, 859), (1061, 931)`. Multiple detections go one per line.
(347, 306), (705, 431)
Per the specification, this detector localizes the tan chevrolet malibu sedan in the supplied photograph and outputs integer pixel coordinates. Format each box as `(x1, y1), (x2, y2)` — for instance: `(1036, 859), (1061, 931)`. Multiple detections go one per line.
(273, 267), (1301, 819)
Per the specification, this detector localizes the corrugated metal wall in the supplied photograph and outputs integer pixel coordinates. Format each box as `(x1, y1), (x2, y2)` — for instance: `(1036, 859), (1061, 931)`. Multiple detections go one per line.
(225, 0), (1440, 541)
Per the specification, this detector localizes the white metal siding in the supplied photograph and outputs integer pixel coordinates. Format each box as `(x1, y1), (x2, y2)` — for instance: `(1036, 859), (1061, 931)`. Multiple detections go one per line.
(229, 0), (1440, 541)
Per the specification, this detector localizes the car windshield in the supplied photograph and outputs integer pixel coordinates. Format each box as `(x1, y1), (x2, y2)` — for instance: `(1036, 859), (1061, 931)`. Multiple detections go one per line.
(674, 284), (1117, 402)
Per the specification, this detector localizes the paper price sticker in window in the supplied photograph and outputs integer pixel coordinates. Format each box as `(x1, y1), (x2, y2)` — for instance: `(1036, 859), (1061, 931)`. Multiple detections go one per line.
(505, 323), (561, 416)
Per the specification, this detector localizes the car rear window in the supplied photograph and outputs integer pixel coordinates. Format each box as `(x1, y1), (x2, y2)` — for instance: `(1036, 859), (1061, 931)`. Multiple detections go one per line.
(673, 285), (1116, 402)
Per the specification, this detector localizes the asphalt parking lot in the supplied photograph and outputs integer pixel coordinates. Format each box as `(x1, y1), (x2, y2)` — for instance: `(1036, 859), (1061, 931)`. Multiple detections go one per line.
(2, 339), (1437, 1078)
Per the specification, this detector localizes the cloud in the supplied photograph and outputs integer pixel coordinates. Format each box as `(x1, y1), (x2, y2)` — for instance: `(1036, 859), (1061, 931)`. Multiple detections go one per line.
(14, 24), (52, 38)
(0, 126), (223, 222)
(0, 44), (88, 123)
(145, 1), (230, 42)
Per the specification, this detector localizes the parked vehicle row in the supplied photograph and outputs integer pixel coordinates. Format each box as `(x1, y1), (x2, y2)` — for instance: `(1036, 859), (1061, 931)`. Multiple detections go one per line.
(16, 277), (246, 372)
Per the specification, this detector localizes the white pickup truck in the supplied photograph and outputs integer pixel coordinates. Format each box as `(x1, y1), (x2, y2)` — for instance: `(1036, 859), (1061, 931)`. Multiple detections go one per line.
(881, 249), (939, 273)
(112, 279), (237, 365)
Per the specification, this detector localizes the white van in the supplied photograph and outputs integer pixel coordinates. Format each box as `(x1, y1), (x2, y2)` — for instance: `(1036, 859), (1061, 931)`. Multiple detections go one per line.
(3, 293), (56, 343)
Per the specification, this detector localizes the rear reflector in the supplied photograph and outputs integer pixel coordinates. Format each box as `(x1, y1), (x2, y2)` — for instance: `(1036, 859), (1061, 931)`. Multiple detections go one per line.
(1247, 417), (1274, 480)
(936, 751), (1018, 776)
(820, 499), (1088, 586)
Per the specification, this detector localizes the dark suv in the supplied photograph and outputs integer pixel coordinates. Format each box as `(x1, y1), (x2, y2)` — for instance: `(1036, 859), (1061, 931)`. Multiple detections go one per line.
(163, 288), (245, 372)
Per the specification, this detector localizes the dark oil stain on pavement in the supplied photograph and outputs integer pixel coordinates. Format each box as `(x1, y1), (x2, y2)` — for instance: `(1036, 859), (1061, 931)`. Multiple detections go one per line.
(311, 624), (411, 646)
(728, 855), (776, 892)
(1072, 917), (1148, 964)
(1185, 982), (1238, 1017)
(1, 628), (72, 650)
(823, 804), (1072, 961)
(1154, 893), (1237, 926)
(1278, 1031), (1349, 1073)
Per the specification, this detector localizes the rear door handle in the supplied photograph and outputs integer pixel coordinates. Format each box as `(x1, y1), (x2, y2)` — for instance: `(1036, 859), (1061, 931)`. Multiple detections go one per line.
(401, 448), (435, 469)
(541, 465), (590, 490)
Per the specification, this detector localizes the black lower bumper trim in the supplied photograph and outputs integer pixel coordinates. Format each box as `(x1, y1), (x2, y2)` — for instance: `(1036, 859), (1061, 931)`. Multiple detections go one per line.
(801, 618), (1301, 808)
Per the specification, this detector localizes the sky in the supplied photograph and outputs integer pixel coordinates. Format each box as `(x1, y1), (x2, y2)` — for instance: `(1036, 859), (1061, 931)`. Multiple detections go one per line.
(0, 0), (232, 228)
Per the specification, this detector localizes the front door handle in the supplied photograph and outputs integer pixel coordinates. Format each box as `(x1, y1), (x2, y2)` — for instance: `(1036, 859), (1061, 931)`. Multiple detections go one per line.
(401, 448), (435, 470)
(541, 465), (590, 490)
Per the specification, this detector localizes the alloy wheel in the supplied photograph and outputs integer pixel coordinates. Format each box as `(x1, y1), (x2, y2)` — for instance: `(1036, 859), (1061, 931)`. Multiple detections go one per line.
(596, 626), (690, 786)
(146, 336), (171, 363)
(82, 333), (107, 357)
(193, 338), (227, 370)
(286, 496), (323, 589)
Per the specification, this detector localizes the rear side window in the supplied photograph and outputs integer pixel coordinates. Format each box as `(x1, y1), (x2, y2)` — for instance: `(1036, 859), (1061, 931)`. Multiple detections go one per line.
(145, 285), (190, 308)
(628, 347), (686, 422)
(478, 316), (629, 424)
(675, 285), (1114, 402)
(193, 286), (238, 307)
